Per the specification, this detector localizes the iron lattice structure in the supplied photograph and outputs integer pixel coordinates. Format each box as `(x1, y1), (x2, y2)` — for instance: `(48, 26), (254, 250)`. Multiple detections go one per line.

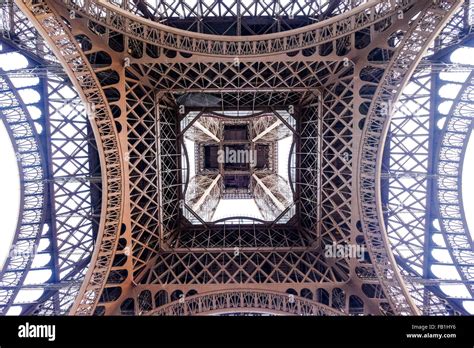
(0, 0), (472, 316)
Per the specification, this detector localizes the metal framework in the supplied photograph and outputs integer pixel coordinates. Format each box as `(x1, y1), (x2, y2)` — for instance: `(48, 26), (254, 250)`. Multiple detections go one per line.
(0, 25), (100, 314)
(145, 289), (345, 316)
(381, 3), (474, 314)
(436, 64), (474, 296)
(0, 0), (472, 317)
(0, 61), (46, 314)
(181, 109), (294, 222)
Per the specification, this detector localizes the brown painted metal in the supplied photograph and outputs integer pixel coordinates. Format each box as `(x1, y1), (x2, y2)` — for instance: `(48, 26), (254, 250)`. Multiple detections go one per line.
(12, 0), (464, 316)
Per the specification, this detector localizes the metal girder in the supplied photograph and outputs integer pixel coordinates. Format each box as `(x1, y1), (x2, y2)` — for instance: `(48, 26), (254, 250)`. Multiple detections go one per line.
(191, 174), (221, 212)
(382, 4), (474, 315)
(62, 0), (416, 56)
(253, 172), (288, 214)
(0, 30), (100, 315)
(14, 0), (125, 315)
(436, 68), (474, 297)
(8, 0), (468, 317)
(0, 69), (45, 315)
(252, 119), (282, 142)
(128, 0), (358, 37)
(192, 120), (220, 142)
(146, 289), (344, 316)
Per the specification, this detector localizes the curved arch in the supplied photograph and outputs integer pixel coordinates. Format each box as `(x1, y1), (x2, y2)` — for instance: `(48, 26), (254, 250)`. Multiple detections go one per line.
(62, 0), (415, 56)
(146, 289), (344, 316)
(212, 216), (268, 224)
(208, 110), (268, 119)
(358, 0), (462, 315)
(16, 0), (125, 315)
(0, 69), (46, 314)
(112, 0), (367, 36)
(180, 136), (190, 197)
(0, 3), (107, 315)
(10, 0), (466, 317)
(288, 139), (297, 197)
(436, 68), (474, 297)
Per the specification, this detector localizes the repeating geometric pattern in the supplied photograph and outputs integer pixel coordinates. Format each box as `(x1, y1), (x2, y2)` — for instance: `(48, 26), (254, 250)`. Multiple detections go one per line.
(358, 0), (463, 315)
(437, 69), (474, 296)
(62, 0), (461, 315)
(147, 290), (345, 316)
(125, 78), (161, 277)
(319, 74), (353, 248)
(144, 250), (350, 285)
(133, 60), (346, 92)
(157, 101), (181, 244)
(0, 18), (99, 314)
(385, 68), (431, 276)
(0, 73), (45, 314)
(385, 67), (460, 315)
(124, 0), (366, 36)
(35, 76), (99, 315)
(63, 0), (419, 56)
(17, 0), (125, 315)
(299, 102), (321, 243)
(173, 224), (306, 249)
(3, 0), (470, 317)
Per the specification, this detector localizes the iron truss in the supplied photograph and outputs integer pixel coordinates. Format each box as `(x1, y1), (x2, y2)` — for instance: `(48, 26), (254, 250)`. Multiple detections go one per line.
(0, 3), (101, 314)
(121, 0), (366, 36)
(436, 54), (474, 297)
(0, 0), (472, 316)
(145, 289), (346, 316)
(0, 52), (46, 314)
(382, 3), (474, 314)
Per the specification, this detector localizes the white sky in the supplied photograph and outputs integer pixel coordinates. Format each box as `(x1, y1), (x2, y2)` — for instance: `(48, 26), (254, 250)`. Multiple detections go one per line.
(0, 121), (20, 269)
(278, 135), (292, 182)
(213, 198), (263, 221)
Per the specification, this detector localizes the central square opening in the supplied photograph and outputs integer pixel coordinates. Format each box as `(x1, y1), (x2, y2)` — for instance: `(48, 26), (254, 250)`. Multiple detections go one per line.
(180, 108), (297, 224)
